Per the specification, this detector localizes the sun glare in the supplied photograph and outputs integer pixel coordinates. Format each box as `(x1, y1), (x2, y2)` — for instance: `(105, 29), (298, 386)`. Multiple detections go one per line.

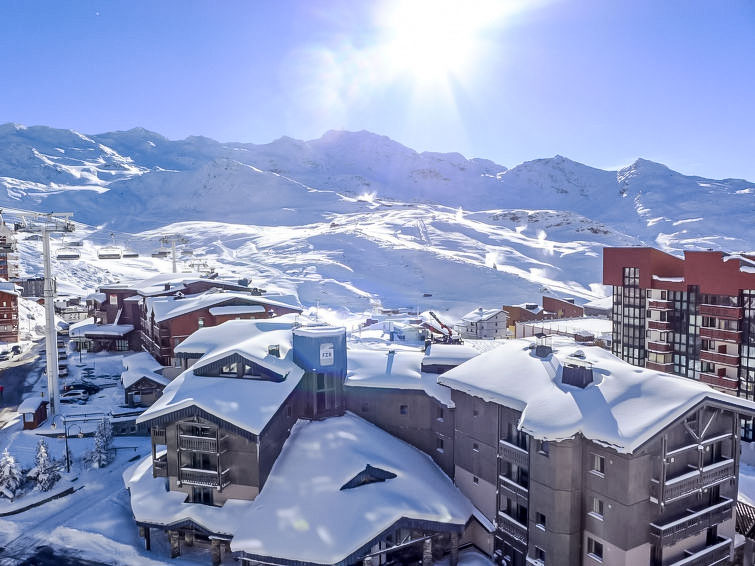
(377, 0), (503, 84)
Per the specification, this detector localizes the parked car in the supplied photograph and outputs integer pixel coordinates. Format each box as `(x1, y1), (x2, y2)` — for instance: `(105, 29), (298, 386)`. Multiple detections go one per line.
(63, 382), (101, 394)
(60, 389), (89, 404)
(11, 345), (21, 356)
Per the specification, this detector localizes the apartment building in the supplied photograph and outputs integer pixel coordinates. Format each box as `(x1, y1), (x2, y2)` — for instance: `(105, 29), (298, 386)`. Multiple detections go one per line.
(439, 337), (755, 566)
(459, 307), (509, 339)
(0, 282), (19, 343)
(127, 320), (476, 566)
(604, 248), (755, 439)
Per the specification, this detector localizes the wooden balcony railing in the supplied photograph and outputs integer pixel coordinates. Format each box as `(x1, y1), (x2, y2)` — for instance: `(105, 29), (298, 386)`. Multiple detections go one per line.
(699, 373), (739, 391)
(666, 536), (731, 566)
(499, 474), (528, 502)
(153, 455), (168, 478)
(649, 497), (733, 547)
(151, 427), (166, 445)
(497, 511), (528, 545)
(179, 434), (227, 453)
(699, 327), (742, 344)
(699, 350), (740, 367)
(499, 439), (529, 468)
(178, 467), (230, 489)
(652, 459), (735, 504)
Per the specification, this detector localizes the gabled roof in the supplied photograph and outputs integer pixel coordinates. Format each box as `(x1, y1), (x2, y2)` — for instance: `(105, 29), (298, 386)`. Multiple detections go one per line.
(461, 307), (503, 323)
(121, 352), (169, 389)
(423, 343), (479, 367)
(174, 317), (299, 357)
(146, 291), (301, 323)
(439, 337), (755, 453)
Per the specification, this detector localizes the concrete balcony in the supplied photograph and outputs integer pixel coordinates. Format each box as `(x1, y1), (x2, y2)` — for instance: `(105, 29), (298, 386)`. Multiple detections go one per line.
(648, 300), (673, 310)
(649, 497), (733, 547)
(497, 511), (528, 545)
(499, 439), (529, 468)
(153, 455), (168, 478)
(178, 467), (231, 489)
(699, 373), (739, 391)
(647, 361), (674, 373)
(699, 327), (741, 344)
(652, 459), (735, 504)
(699, 350), (740, 367)
(666, 536), (730, 566)
(647, 341), (673, 353)
(648, 320), (672, 331)
(699, 304), (743, 319)
(499, 474), (528, 502)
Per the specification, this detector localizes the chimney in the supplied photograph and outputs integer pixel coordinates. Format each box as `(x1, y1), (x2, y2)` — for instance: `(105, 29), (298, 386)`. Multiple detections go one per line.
(268, 344), (280, 358)
(533, 333), (552, 358)
(562, 360), (594, 388)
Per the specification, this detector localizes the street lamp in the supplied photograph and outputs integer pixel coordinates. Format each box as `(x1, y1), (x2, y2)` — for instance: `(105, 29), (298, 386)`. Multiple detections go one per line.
(51, 412), (107, 473)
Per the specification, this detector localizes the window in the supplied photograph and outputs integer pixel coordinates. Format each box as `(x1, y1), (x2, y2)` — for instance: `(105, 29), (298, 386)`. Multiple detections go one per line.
(198, 317), (205, 328)
(590, 496), (604, 518)
(437, 407), (444, 421)
(472, 476), (479, 484)
(115, 339), (129, 351)
(400, 404), (408, 415)
(286, 405), (293, 417)
(535, 512), (546, 529)
(534, 547), (546, 563)
(587, 538), (603, 561)
(473, 408), (479, 417)
(436, 437), (444, 452)
(472, 442), (479, 452)
(537, 440), (549, 456)
(591, 454), (605, 475)
(192, 486), (213, 506)
(109, 294), (118, 306)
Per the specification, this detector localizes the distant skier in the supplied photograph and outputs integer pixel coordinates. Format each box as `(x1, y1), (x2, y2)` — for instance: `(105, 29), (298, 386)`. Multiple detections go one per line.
(0, 384), (4, 401)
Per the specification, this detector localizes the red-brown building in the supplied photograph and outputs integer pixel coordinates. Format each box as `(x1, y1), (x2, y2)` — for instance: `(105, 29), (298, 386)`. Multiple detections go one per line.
(0, 282), (20, 344)
(604, 247), (755, 438)
(542, 296), (585, 319)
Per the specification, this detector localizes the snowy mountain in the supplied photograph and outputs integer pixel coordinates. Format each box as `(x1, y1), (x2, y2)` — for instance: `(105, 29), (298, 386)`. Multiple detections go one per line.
(1, 123), (753, 318)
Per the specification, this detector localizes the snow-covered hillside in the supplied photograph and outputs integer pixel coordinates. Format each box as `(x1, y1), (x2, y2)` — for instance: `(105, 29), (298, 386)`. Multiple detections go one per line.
(1, 123), (752, 317)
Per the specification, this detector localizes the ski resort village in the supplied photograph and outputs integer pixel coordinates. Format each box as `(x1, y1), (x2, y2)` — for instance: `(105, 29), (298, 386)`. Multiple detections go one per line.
(0, 182), (751, 566)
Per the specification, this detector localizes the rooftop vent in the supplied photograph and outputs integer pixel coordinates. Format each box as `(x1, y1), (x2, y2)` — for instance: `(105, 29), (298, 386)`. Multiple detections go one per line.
(525, 303), (538, 310)
(340, 465), (397, 490)
(534, 333), (552, 358)
(562, 360), (594, 388)
(268, 344), (280, 358)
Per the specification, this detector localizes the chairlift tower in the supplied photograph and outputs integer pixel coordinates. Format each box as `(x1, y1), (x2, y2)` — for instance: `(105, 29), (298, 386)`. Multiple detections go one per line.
(160, 234), (188, 274)
(14, 211), (75, 417)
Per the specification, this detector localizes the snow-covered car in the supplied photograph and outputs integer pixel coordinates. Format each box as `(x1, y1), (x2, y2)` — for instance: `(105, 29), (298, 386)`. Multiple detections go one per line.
(59, 390), (88, 404)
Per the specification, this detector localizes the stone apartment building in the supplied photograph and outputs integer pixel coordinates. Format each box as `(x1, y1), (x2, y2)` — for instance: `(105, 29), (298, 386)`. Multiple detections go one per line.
(439, 337), (755, 566)
(604, 247), (755, 440)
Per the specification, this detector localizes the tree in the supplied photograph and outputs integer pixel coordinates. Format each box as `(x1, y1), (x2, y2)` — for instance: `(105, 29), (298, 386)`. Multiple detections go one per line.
(0, 448), (22, 499)
(27, 439), (60, 491)
(89, 418), (113, 469)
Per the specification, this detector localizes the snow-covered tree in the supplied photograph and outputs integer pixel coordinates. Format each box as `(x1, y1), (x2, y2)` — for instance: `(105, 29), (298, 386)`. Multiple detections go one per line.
(89, 418), (113, 469)
(27, 439), (60, 491)
(0, 448), (23, 499)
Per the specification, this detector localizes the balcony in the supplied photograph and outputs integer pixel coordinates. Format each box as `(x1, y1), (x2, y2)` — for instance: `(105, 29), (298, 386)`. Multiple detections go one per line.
(499, 439), (529, 468)
(153, 455), (168, 478)
(699, 327), (741, 344)
(699, 304), (743, 319)
(647, 361), (674, 373)
(497, 511), (528, 545)
(179, 434), (227, 453)
(666, 536), (730, 566)
(647, 341), (673, 353)
(648, 300), (673, 310)
(151, 427), (166, 445)
(699, 350), (740, 367)
(699, 373), (739, 391)
(649, 497), (733, 547)
(499, 474), (528, 502)
(648, 320), (672, 331)
(178, 467), (231, 489)
(651, 459), (735, 504)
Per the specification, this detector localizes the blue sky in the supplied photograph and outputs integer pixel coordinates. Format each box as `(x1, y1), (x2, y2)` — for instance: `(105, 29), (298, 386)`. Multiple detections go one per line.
(1, 0), (754, 180)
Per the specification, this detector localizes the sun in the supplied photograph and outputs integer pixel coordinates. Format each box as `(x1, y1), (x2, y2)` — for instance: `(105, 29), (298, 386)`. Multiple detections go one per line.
(376, 0), (503, 85)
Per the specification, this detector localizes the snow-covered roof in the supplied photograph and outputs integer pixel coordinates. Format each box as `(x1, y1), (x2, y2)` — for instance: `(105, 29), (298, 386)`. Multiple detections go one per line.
(17, 396), (47, 413)
(512, 303), (543, 313)
(86, 292), (106, 303)
(231, 413), (475, 563)
(146, 291), (300, 323)
(121, 352), (169, 389)
(461, 307), (503, 323)
(518, 317), (612, 338)
(423, 343), (479, 367)
(208, 305), (266, 316)
(0, 281), (20, 296)
(438, 337), (755, 453)
(346, 348), (453, 407)
(652, 275), (684, 283)
(293, 325), (347, 338)
(139, 319), (305, 434)
(173, 317), (299, 356)
(582, 295), (612, 310)
(69, 323), (134, 338)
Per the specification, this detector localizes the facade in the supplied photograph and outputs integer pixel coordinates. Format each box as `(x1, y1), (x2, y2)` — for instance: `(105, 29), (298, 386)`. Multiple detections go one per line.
(459, 307), (509, 339)
(439, 337), (755, 566)
(542, 296), (584, 319)
(0, 219), (18, 281)
(0, 282), (20, 343)
(604, 248), (755, 439)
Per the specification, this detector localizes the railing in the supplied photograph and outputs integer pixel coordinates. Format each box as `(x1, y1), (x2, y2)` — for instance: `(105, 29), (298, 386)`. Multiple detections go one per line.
(699, 350), (740, 366)
(499, 439), (529, 468)
(499, 474), (528, 501)
(699, 327), (741, 344)
(649, 497), (733, 547)
(497, 511), (528, 545)
(179, 434), (224, 452)
(648, 320), (672, 331)
(652, 459), (735, 503)
(666, 536), (731, 566)
(153, 455), (168, 478)
(699, 304), (743, 319)
(699, 373), (739, 391)
(648, 300), (673, 310)
(647, 341), (673, 353)
(647, 361), (674, 373)
(151, 427), (166, 445)
(179, 467), (231, 489)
